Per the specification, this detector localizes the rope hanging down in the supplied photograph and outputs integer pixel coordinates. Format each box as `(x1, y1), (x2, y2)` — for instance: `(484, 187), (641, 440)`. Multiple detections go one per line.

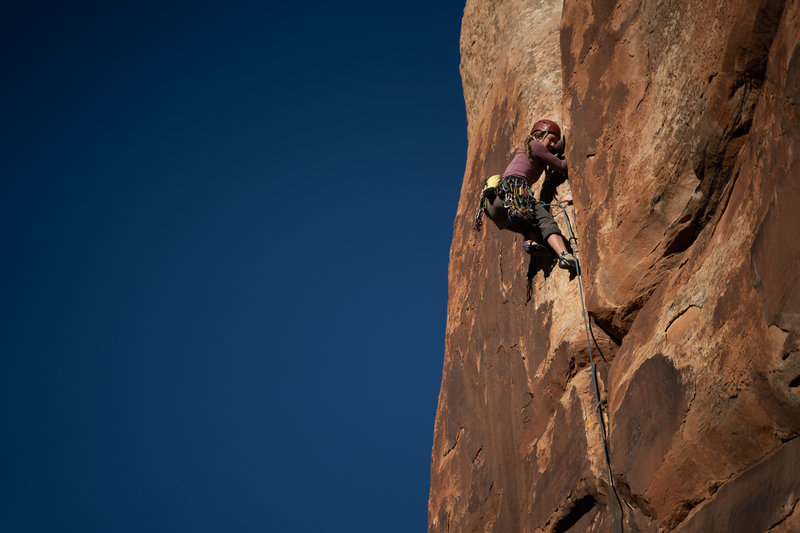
(542, 200), (624, 533)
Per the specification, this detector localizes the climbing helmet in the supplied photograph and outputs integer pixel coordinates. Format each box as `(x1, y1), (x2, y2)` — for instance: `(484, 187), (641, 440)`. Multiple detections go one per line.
(530, 119), (561, 140)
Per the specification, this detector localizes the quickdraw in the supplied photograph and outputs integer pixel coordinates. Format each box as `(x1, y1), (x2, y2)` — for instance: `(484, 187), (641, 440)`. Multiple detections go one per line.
(473, 194), (486, 231)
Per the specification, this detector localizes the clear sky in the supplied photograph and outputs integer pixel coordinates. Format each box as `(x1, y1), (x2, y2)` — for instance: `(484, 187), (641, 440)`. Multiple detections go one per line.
(2, 2), (467, 531)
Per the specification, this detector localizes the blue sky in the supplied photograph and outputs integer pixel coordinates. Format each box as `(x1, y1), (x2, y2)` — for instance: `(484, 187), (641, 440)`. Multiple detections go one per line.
(1, 2), (467, 531)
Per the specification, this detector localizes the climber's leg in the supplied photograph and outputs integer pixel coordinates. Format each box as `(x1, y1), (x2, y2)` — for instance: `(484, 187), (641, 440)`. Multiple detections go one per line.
(483, 192), (510, 230)
(535, 203), (577, 270)
(546, 233), (569, 255)
(534, 203), (566, 250)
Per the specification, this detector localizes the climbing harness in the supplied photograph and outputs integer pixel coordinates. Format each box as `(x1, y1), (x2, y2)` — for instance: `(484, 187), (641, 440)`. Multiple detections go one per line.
(544, 200), (624, 533)
(473, 175), (540, 231)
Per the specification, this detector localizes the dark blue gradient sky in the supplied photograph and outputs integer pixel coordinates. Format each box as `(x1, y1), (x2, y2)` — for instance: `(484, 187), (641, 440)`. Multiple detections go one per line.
(2, 2), (466, 531)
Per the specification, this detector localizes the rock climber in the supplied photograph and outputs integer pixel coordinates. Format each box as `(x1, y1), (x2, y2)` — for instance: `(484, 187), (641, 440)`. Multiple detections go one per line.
(480, 119), (577, 271)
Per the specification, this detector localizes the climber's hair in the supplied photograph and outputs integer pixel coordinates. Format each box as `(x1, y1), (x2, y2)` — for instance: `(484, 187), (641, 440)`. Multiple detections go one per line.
(526, 132), (542, 163)
(527, 130), (556, 162)
(507, 131), (548, 162)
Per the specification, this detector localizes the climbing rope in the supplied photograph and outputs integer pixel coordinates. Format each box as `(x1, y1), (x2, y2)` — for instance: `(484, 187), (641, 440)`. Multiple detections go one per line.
(543, 200), (623, 533)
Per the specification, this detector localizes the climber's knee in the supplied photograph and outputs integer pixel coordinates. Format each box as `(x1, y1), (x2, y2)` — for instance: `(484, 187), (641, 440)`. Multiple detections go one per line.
(534, 203), (562, 240)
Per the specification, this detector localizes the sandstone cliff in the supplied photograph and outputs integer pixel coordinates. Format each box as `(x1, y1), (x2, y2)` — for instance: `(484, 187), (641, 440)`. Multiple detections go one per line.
(430, 1), (800, 531)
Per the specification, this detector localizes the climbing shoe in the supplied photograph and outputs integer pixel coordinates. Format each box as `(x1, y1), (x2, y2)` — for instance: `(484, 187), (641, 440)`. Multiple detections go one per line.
(558, 252), (577, 271)
(523, 239), (547, 255)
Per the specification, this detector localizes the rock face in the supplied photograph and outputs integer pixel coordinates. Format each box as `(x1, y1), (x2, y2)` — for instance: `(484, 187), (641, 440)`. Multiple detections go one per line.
(429, 0), (800, 531)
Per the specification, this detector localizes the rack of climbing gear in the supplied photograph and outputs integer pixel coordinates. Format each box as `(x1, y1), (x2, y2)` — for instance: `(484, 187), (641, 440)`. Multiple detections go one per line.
(473, 175), (542, 231)
(500, 176), (538, 223)
(473, 197), (486, 231)
(542, 199), (624, 533)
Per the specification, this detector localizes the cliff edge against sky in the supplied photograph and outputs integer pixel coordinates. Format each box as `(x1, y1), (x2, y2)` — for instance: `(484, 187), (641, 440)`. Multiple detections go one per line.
(430, 0), (800, 531)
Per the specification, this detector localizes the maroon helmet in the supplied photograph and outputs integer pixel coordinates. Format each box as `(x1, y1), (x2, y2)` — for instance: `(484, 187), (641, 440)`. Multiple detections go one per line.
(530, 119), (561, 139)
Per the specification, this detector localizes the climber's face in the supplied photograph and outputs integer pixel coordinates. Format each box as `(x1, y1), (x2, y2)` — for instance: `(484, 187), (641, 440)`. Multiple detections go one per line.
(541, 132), (559, 151)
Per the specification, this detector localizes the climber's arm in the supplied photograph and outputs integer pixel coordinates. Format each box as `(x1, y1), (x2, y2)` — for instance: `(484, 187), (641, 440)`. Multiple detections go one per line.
(531, 140), (568, 175)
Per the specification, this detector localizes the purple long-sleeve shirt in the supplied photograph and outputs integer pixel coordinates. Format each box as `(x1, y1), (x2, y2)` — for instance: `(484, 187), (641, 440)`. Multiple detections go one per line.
(502, 137), (567, 186)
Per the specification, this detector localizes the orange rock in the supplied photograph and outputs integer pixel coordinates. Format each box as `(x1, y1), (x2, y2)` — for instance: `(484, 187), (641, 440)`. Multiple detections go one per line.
(429, 0), (800, 531)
